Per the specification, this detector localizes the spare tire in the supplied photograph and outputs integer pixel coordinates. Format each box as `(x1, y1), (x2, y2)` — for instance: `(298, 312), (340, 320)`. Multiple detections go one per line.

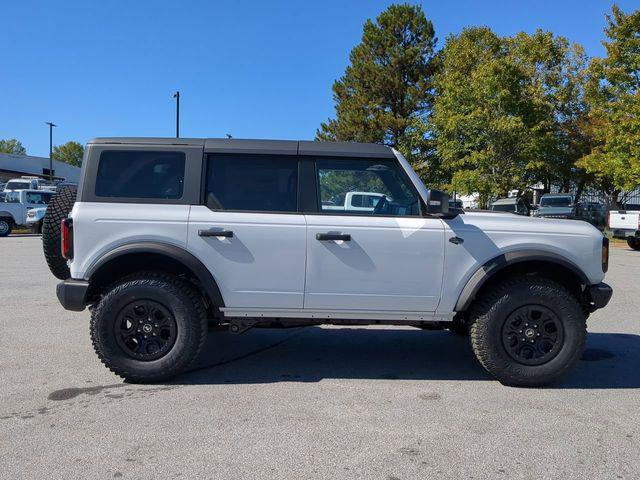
(43, 186), (77, 279)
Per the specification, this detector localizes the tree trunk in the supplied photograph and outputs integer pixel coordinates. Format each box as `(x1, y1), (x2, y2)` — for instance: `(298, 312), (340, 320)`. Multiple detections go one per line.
(574, 178), (586, 204)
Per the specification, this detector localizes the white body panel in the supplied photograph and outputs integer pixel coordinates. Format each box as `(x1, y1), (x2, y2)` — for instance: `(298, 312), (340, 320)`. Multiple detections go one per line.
(437, 212), (606, 314)
(69, 202), (190, 279)
(304, 215), (445, 312)
(187, 207), (307, 309)
(608, 210), (639, 232)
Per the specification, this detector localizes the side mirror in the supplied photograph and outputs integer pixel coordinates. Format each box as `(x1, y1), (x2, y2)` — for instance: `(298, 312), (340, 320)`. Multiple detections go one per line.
(426, 190), (455, 217)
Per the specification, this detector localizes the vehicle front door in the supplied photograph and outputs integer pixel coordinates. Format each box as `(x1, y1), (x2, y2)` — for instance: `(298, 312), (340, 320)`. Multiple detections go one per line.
(303, 157), (445, 312)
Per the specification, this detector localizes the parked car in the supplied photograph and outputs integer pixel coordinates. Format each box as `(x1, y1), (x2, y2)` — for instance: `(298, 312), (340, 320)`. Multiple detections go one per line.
(579, 202), (607, 228)
(3, 176), (54, 192)
(47, 137), (611, 387)
(448, 199), (464, 210)
(533, 194), (577, 219)
(26, 206), (48, 234)
(323, 191), (387, 213)
(490, 197), (531, 216)
(608, 209), (640, 250)
(0, 189), (53, 236)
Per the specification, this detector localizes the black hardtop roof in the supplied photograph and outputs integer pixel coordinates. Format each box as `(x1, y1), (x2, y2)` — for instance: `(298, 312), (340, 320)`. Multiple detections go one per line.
(87, 137), (395, 158)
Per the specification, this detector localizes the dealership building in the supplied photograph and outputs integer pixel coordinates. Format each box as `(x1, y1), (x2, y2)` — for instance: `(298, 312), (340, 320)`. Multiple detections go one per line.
(0, 153), (80, 183)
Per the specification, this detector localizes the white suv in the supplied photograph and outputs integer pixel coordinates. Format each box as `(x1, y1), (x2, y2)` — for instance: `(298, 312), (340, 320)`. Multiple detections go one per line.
(46, 138), (612, 386)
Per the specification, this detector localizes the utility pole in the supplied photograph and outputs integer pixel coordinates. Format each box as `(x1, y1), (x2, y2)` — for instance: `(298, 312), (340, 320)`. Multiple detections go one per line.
(173, 91), (180, 138)
(45, 122), (56, 180)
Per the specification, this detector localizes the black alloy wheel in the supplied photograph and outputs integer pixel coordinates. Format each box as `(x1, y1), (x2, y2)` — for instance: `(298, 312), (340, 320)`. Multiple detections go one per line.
(115, 299), (177, 361)
(501, 305), (564, 366)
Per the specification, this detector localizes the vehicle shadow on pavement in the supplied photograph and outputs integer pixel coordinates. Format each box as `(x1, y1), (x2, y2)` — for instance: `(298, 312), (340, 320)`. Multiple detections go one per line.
(176, 327), (640, 388)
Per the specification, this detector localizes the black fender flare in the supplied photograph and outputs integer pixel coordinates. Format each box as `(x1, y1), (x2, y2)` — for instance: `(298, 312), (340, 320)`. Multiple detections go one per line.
(85, 242), (225, 307)
(454, 250), (590, 312)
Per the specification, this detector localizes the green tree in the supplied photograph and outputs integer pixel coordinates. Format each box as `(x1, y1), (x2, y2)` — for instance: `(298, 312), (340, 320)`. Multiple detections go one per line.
(52, 141), (84, 167)
(316, 3), (438, 175)
(0, 139), (26, 155)
(431, 27), (590, 203)
(578, 5), (640, 206)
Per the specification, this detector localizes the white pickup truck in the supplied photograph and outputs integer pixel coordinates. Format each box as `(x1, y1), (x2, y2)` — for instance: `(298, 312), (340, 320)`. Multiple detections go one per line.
(322, 191), (386, 213)
(0, 189), (53, 236)
(608, 210), (640, 249)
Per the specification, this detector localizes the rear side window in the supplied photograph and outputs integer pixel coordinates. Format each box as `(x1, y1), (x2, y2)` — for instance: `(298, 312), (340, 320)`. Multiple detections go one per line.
(205, 154), (298, 212)
(95, 151), (185, 199)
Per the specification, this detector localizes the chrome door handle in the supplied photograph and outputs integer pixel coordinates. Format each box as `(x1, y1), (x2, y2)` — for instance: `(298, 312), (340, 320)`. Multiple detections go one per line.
(198, 229), (233, 238)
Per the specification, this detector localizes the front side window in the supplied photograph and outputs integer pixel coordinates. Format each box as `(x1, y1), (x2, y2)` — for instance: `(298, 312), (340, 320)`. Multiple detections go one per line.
(317, 159), (420, 216)
(5, 192), (20, 203)
(95, 151), (185, 199)
(205, 154), (298, 212)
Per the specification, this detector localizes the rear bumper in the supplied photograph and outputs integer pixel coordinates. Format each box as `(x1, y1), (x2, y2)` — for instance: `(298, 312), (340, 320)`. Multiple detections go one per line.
(610, 228), (639, 239)
(56, 279), (89, 312)
(587, 282), (613, 311)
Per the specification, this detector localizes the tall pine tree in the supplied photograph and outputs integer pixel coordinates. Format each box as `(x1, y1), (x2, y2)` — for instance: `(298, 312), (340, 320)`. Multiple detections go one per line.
(317, 4), (437, 173)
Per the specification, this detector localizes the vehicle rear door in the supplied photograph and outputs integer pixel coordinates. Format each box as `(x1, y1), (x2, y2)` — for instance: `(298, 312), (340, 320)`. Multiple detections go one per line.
(187, 143), (306, 309)
(303, 156), (446, 312)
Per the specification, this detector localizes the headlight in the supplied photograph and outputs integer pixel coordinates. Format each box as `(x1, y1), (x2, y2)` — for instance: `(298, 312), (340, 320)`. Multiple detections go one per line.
(27, 211), (36, 218)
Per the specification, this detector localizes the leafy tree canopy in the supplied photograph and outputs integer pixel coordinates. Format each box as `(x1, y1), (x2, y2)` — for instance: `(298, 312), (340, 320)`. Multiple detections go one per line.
(431, 27), (589, 200)
(316, 3), (437, 173)
(52, 141), (84, 167)
(0, 139), (26, 156)
(578, 5), (640, 195)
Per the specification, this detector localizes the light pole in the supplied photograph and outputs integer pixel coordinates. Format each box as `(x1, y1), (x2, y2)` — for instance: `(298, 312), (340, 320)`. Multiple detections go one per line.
(45, 122), (56, 180)
(173, 91), (180, 138)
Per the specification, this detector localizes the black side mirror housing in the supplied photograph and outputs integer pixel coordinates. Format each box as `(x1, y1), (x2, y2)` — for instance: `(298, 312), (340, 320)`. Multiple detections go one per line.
(426, 190), (458, 218)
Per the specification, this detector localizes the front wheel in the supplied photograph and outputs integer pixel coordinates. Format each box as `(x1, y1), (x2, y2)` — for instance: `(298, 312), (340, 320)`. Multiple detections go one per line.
(90, 272), (208, 383)
(469, 276), (585, 387)
(0, 218), (12, 237)
(627, 237), (640, 251)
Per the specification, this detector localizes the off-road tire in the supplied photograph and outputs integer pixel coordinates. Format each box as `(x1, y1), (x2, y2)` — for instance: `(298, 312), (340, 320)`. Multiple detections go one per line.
(42, 186), (77, 279)
(90, 272), (208, 383)
(0, 218), (12, 237)
(627, 237), (640, 251)
(469, 276), (586, 387)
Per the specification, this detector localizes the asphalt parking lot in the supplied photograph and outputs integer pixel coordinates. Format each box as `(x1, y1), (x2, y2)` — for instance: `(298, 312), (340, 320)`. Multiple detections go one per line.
(1, 236), (639, 479)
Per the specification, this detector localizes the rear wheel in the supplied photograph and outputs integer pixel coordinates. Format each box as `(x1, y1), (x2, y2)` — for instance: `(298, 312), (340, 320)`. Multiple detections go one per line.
(627, 237), (640, 250)
(42, 186), (77, 279)
(0, 218), (12, 237)
(469, 276), (585, 387)
(90, 272), (208, 383)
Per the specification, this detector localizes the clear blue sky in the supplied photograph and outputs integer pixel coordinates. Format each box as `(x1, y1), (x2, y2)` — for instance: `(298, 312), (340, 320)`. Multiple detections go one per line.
(1, 0), (637, 157)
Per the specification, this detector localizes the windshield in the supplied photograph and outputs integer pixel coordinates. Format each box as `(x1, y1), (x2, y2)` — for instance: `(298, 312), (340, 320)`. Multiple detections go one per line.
(6, 181), (31, 190)
(540, 196), (572, 207)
